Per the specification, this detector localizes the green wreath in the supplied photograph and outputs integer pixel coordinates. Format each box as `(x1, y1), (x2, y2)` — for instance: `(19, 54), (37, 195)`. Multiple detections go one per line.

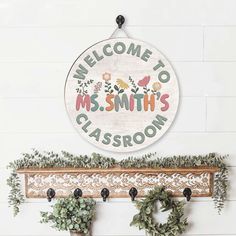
(130, 186), (188, 236)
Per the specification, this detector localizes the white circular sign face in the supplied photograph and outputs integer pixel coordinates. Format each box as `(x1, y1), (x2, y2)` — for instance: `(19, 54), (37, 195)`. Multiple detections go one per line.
(65, 38), (179, 152)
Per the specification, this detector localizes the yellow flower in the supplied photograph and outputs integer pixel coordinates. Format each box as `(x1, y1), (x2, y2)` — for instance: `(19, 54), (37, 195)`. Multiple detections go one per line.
(102, 72), (111, 81)
(116, 79), (129, 89)
(152, 82), (161, 91)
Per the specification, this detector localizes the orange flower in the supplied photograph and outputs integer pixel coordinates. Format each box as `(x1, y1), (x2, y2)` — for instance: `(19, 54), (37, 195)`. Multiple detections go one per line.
(102, 72), (111, 81)
(138, 76), (150, 87)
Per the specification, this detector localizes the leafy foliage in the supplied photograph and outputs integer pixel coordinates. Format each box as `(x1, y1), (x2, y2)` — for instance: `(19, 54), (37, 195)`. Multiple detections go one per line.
(143, 85), (150, 94)
(7, 150), (116, 170)
(40, 196), (96, 235)
(6, 171), (24, 216)
(114, 84), (124, 94)
(104, 81), (113, 94)
(213, 165), (228, 212)
(7, 150), (228, 215)
(130, 186), (188, 236)
(129, 76), (139, 94)
(120, 152), (228, 213)
(76, 79), (94, 95)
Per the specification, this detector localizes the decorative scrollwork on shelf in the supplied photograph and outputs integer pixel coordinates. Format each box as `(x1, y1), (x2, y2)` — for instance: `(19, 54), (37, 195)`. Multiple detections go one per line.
(17, 167), (217, 198)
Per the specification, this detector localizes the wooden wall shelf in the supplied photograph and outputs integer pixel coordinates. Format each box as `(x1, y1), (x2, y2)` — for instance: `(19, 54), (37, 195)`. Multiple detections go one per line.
(17, 167), (219, 198)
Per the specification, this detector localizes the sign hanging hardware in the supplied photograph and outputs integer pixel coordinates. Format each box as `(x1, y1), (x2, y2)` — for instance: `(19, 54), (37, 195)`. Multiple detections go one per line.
(110, 15), (130, 38)
(64, 16), (179, 152)
(116, 15), (125, 29)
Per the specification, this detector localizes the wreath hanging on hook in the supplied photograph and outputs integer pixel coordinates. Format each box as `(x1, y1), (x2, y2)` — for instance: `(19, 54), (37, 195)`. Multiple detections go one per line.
(130, 186), (188, 236)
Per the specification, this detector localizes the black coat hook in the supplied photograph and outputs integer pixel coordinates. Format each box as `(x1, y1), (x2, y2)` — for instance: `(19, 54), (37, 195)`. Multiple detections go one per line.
(183, 188), (192, 201)
(129, 187), (138, 201)
(116, 15), (125, 29)
(47, 188), (55, 202)
(74, 188), (83, 199)
(101, 188), (109, 202)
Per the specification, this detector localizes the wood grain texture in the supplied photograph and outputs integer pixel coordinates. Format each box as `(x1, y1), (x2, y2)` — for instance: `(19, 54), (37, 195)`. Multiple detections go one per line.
(17, 167), (219, 174)
(16, 167), (217, 198)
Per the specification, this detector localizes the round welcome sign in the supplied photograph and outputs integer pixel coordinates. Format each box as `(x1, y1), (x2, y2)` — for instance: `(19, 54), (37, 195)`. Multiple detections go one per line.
(65, 38), (179, 152)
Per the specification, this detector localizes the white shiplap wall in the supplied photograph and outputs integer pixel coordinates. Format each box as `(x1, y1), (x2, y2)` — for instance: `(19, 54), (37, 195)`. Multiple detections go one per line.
(0, 0), (236, 235)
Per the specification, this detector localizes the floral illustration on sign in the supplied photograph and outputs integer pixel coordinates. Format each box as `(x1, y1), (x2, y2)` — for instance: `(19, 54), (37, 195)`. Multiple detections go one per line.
(103, 73), (113, 95)
(138, 76), (150, 94)
(129, 76), (139, 94)
(151, 82), (162, 99)
(75, 72), (170, 113)
(93, 82), (102, 94)
(114, 79), (129, 94)
(65, 39), (179, 152)
(76, 79), (94, 95)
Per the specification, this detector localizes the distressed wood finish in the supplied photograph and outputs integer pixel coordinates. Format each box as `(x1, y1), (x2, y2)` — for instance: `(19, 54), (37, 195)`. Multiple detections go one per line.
(17, 167), (219, 198)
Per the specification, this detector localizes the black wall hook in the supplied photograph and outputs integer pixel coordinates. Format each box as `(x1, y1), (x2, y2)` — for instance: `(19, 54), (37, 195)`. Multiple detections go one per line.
(183, 188), (192, 201)
(74, 188), (83, 199)
(46, 188), (55, 202)
(129, 187), (138, 201)
(116, 15), (125, 29)
(101, 188), (110, 202)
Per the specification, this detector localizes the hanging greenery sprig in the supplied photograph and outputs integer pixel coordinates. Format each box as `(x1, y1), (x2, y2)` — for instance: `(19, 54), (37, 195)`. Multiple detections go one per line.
(6, 171), (24, 216)
(7, 150), (228, 216)
(7, 150), (116, 216)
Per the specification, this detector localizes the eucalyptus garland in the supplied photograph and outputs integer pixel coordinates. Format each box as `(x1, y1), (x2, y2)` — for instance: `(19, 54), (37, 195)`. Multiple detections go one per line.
(7, 150), (228, 216)
(6, 171), (24, 216)
(130, 186), (188, 236)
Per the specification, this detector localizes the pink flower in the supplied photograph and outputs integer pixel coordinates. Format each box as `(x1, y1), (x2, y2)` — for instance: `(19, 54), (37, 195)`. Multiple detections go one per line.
(138, 76), (150, 87)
